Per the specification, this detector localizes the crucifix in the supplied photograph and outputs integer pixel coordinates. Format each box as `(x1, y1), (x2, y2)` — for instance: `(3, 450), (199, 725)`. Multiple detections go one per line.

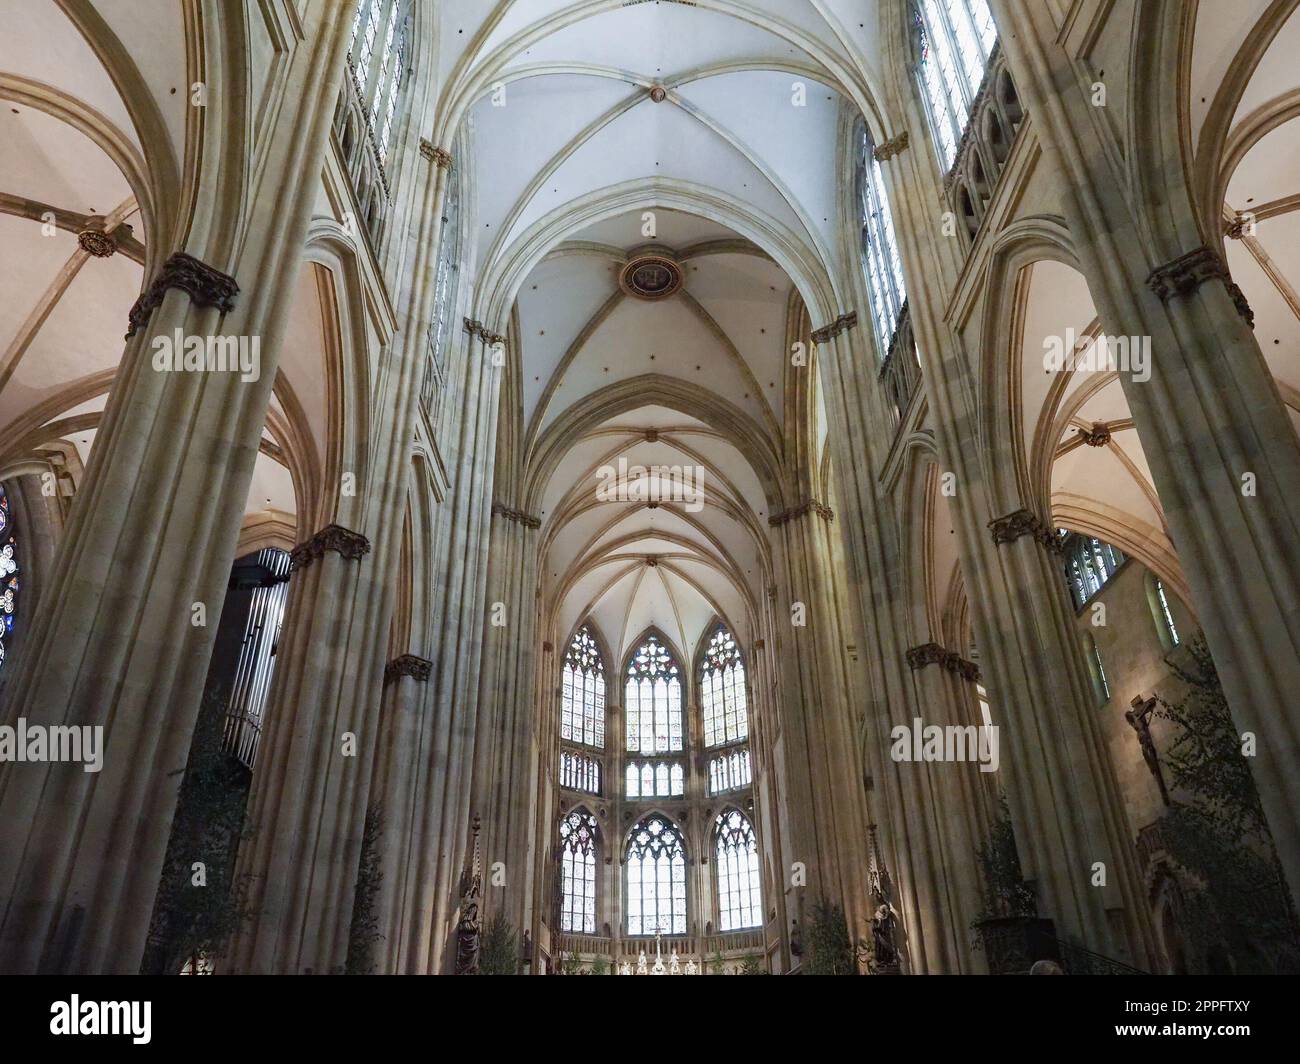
(1126, 695), (1169, 806)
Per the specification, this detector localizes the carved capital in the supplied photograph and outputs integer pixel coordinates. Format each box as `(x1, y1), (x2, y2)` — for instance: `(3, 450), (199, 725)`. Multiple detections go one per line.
(289, 523), (371, 571)
(1078, 422), (1111, 447)
(384, 653), (433, 685)
(769, 499), (834, 526)
(873, 130), (910, 162)
(420, 140), (452, 169)
(810, 310), (859, 345)
(464, 318), (508, 349)
(905, 642), (981, 682)
(1146, 245), (1254, 328)
(905, 643), (946, 670)
(988, 508), (1061, 554)
(492, 502), (542, 529)
(126, 252), (239, 339)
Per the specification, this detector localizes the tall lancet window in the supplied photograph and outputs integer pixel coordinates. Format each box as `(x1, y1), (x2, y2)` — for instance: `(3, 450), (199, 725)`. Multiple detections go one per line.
(561, 626), (605, 749)
(715, 809), (762, 931)
(559, 810), (598, 934)
(856, 123), (908, 360)
(700, 626), (748, 748)
(912, 0), (999, 170)
(625, 633), (683, 754)
(0, 485), (17, 671)
(348, 1), (412, 167)
(626, 815), (687, 935)
(422, 164), (462, 419)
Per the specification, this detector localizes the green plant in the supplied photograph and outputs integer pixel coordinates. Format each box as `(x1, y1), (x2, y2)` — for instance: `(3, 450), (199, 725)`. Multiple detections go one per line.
(709, 948), (726, 975)
(344, 803), (385, 974)
(479, 913), (520, 974)
(737, 954), (764, 975)
(1152, 638), (1300, 973)
(140, 694), (256, 975)
(590, 956), (611, 976)
(972, 792), (1037, 927)
(804, 898), (856, 974)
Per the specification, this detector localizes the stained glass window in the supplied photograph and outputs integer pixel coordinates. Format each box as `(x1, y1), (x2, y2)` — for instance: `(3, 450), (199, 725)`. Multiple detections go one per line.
(856, 124), (908, 361)
(1154, 579), (1180, 647)
(560, 751), (601, 794)
(349, 1), (411, 167)
(626, 814), (686, 935)
(715, 810), (762, 931)
(625, 633), (683, 754)
(1059, 531), (1125, 609)
(700, 626), (748, 747)
(1082, 632), (1110, 706)
(560, 810), (598, 934)
(708, 749), (751, 795)
(625, 760), (684, 798)
(423, 166), (462, 412)
(561, 625), (605, 748)
(913, 0), (999, 170)
(0, 485), (16, 672)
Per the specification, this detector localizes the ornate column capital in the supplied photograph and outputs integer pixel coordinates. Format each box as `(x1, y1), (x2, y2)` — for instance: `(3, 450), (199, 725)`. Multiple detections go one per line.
(289, 523), (371, 571)
(769, 499), (834, 526)
(384, 653), (433, 685)
(419, 140), (453, 168)
(904, 642), (946, 669)
(905, 642), (981, 682)
(810, 310), (859, 345)
(873, 130), (910, 161)
(988, 508), (1062, 554)
(126, 252), (240, 338)
(1146, 245), (1254, 328)
(491, 502), (541, 529)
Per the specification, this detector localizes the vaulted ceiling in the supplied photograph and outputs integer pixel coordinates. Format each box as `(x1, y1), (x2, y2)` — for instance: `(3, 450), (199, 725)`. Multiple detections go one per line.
(430, 2), (887, 663)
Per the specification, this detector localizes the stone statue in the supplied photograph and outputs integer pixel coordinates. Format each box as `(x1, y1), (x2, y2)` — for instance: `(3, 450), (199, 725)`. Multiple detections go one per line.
(1127, 695), (1169, 806)
(454, 815), (483, 974)
(871, 903), (900, 972)
(454, 901), (481, 975)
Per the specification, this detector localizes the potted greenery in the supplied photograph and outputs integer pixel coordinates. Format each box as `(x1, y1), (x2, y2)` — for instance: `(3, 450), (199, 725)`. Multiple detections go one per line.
(971, 794), (1057, 974)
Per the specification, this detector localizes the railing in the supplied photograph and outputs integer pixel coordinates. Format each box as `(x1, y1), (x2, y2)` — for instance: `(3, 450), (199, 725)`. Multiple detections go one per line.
(419, 321), (448, 435)
(554, 929), (765, 961)
(1053, 936), (1149, 976)
(333, 59), (392, 245)
(879, 303), (922, 425)
(944, 44), (1027, 247)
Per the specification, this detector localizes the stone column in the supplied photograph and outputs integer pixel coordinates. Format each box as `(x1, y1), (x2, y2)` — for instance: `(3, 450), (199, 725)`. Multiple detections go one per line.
(766, 494), (874, 958)
(229, 143), (466, 975)
(473, 501), (542, 952)
(814, 322), (977, 973)
(993, 0), (1300, 906)
(0, 6), (351, 974)
(372, 652), (432, 972)
(393, 321), (504, 972)
(904, 644), (996, 973)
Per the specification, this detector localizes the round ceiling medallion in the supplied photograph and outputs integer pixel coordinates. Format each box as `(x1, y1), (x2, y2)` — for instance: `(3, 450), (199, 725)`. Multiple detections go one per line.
(619, 252), (683, 301)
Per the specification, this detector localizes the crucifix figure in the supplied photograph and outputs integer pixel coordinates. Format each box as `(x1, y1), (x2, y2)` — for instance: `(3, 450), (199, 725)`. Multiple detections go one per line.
(1127, 695), (1169, 806)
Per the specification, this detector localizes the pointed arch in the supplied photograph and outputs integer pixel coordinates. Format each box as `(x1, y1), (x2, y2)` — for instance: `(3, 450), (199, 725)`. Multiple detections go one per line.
(558, 806), (599, 934)
(696, 620), (749, 749)
(560, 622), (607, 750)
(622, 626), (686, 755)
(714, 807), (762, 932)
(625, 811), (687, 936)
